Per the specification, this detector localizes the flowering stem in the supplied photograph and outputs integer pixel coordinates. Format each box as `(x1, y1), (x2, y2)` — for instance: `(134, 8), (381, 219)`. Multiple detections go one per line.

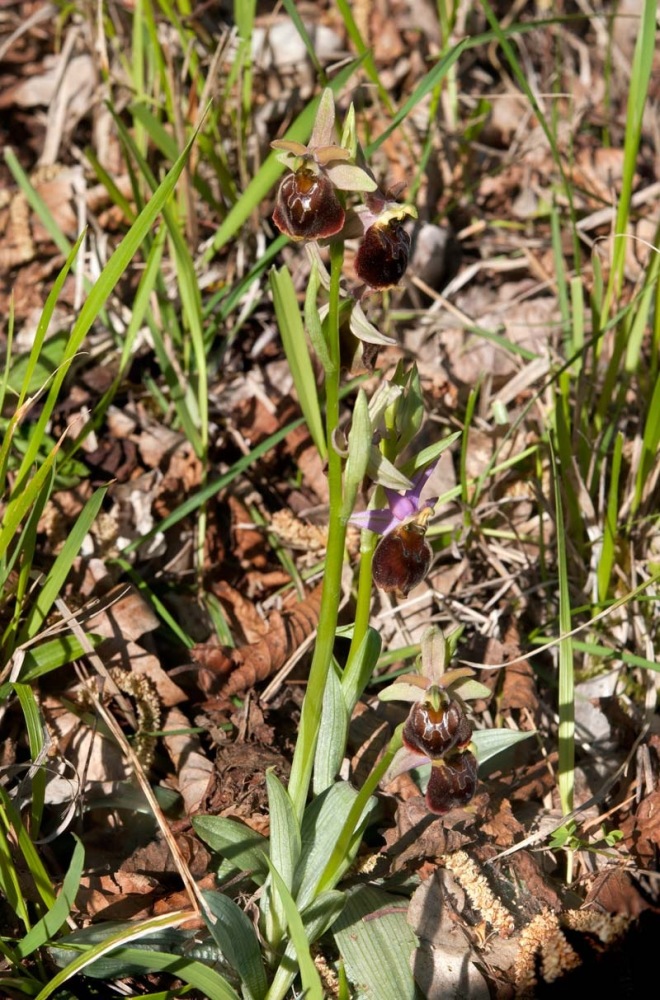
(314, 724), (404, 896)
(343, 528), (377, 685)
(288, 240), (347, 821)
(344, 466), (394, 694)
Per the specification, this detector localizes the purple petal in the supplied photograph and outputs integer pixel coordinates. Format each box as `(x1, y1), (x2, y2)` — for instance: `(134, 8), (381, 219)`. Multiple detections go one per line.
(384, 457), (441, 520)
(352, 457), (442, 536)
(349, 509), (397, 534)
(409, 460), (440, 499)
(385, 490), (420, 521)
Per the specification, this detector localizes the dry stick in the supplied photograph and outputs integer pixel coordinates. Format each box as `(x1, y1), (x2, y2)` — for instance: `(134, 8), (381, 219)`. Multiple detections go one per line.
(55, 597), (209, 920)
(260, 628), (317, 704)
(576, 180), (660, 233)
(458, 570), (660, 672)
(485, 722), (649, 866)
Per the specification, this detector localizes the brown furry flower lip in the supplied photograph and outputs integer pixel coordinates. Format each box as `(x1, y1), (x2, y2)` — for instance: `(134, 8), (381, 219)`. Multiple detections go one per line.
(272, 167), (345, 241)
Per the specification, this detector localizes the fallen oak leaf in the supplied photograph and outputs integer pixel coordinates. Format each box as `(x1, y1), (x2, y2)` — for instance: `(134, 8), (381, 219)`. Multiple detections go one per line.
(191, 582), (323, 697)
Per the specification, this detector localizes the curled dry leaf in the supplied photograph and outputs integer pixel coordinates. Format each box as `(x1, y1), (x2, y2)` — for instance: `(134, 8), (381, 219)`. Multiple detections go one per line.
(584, 867), (657, 920)
(191, 582), (323, 697)
(212, 580), (271, 644)
(500, 661), (539, 716)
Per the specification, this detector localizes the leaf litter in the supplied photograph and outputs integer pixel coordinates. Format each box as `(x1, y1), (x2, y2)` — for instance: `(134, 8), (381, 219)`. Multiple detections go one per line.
(1, 0), (660, 996)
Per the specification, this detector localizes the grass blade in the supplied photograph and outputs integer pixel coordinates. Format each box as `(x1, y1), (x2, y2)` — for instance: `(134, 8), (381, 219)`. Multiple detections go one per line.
(16, 837), (85, 959)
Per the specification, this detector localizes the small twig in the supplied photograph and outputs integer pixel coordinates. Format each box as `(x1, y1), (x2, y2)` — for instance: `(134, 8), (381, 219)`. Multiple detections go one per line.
(485, 723), (650, 865)
(54, 597), (209, 920)
(459, 570), (660, 671)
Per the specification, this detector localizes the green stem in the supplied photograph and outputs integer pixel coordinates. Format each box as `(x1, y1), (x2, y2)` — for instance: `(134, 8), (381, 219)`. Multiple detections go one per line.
(343, 404), (399, 692)
(343, 529), (377, 690)
(288, 241), (346, 821)
(315, 724), (404, 896)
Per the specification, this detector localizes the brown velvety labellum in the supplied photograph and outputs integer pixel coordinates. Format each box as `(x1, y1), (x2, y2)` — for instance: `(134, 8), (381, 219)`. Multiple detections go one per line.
(354, 219), (411, 289)
(403, 699), (473, 758)
(425, 750), (478, 815)
(272, 168), (345, 241)
(372, 521), (432, 597)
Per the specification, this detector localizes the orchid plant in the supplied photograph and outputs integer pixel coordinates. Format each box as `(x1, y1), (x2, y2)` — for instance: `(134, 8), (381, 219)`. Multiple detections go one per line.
(192, 86), (533, 1000)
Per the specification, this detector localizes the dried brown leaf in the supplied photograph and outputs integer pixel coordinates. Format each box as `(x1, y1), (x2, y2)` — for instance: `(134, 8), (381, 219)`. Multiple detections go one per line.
(192, 582), (323, 696)
(407, 868), (491, 999)
(162, 707), (215, 815)
(85, 585), (159, 641)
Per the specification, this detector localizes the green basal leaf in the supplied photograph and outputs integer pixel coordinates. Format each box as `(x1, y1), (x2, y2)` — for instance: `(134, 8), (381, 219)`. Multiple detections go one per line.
(295, 782), (378, 909)
(263, 770), (302, 947)
(472, 728), (536, 767)
(301, 889), (346, 939)
(47, 923), (223, 977)
(192, 816), (269, 883)
(333, 885), (421, 1000)
(41, 913), (239, 998)
(202, 890), (268, 1000)
(266, 771), (301, 892)
(267, 890), (346, 1000)
(262, 854), (324, 1000)
(313, 662), (349, 795)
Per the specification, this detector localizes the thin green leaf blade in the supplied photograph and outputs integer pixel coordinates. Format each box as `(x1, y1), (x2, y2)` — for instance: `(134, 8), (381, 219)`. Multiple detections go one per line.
(269, 265), (326, 460)
(16, 836), (85, 959)
(20, 488), (108, 642)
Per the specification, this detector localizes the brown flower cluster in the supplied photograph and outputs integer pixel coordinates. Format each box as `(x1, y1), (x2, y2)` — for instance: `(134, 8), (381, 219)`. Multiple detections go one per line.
(382, 627), (487, 815)
(271, 89), (415, 291)
(402, 690), (478, 814)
